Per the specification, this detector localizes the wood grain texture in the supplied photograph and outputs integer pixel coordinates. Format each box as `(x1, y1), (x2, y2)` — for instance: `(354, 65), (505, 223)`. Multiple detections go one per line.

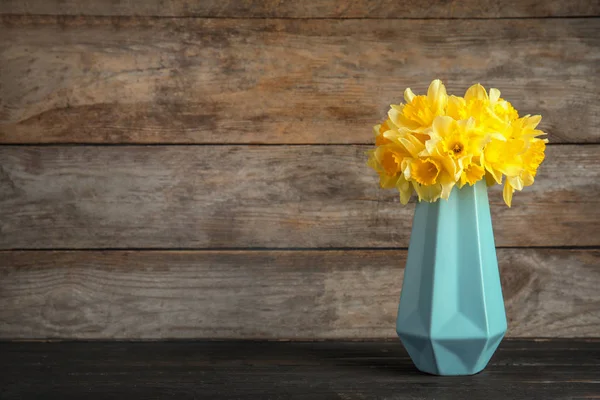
(0, 145), (598, 249)
(1, 16), (598, 144)
(1, 0), (599, 18)
(1, 341), (600, 400)
(0, 249), (598, 339)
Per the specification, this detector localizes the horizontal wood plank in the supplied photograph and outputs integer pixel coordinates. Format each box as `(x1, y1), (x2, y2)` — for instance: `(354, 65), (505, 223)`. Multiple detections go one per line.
(1, 0), (598, 18)
(1, 145), (598, 248)
(1, 341), (599, 399)
(0, 249), (598, 339)
(1, 17), (598, 144)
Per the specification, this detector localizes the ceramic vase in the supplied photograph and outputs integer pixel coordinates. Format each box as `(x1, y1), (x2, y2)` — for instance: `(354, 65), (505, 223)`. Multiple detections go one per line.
(396, 179), (507, 375)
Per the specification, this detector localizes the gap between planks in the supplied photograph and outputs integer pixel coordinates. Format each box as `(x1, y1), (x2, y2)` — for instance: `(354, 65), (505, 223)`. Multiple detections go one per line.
(2, 338), (599, 343)
(2, 14), (600, 20)
(0, 143), (595, 147)
(1, 246), (599, 252)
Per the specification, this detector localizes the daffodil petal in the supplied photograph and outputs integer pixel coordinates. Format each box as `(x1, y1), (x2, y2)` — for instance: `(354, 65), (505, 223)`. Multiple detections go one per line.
(503, 181), (514, 207)
(489, 88), (501, 103)
(508, 175), (524, 191)
(427, 79), (448, 114)
(464, 83), (489, 101)
(396, 175), (413, 205)
(404, 88), (415, 103)
(432, 115), (454, 138)
(387, 104), (404, 128)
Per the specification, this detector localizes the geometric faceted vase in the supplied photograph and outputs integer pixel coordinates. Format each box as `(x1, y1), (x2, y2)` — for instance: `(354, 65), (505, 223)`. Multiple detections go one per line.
(396, 179), (507, 375)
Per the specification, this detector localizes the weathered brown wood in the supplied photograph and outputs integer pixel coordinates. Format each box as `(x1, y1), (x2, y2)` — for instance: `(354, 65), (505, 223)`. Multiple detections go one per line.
(1, 16), (598, 144)
(0, 145), (598, 248)
(1, 0), (598, 18)
(0, 249), (597, 339)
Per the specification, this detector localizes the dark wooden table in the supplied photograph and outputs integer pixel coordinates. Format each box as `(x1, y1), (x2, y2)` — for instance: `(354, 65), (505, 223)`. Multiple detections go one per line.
(1, 340), (598, 399)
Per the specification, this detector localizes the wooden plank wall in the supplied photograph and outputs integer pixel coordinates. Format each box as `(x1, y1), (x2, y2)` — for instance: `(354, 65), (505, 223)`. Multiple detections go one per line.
(0, 1), (599, 339)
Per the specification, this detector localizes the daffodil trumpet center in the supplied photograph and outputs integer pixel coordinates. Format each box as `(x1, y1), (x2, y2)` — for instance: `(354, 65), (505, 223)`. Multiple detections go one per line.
(451, 142), (464, 156)
(411, 158), (441, 186)
(381, 152), (402, 176)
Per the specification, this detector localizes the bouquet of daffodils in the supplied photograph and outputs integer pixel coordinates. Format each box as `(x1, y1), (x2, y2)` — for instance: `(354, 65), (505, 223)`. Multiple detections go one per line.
(367, 80), (547, 207)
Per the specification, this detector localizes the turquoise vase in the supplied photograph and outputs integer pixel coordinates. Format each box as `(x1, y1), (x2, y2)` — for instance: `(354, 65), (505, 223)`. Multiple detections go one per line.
(396, 179), (507, 376)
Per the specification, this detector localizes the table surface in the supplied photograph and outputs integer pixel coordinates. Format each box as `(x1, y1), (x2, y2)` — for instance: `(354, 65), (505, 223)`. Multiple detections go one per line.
(1, 339), (598, 399)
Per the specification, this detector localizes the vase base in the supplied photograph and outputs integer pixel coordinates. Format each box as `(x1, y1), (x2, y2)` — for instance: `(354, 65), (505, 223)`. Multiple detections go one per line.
(415, 364), (486, 376)
(397, 331), (505, 376)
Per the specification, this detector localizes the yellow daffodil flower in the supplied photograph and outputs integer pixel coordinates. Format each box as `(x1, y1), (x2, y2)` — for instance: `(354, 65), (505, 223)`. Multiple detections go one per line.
(366, 80), (547, 206)
(388, 79), (448, 139)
